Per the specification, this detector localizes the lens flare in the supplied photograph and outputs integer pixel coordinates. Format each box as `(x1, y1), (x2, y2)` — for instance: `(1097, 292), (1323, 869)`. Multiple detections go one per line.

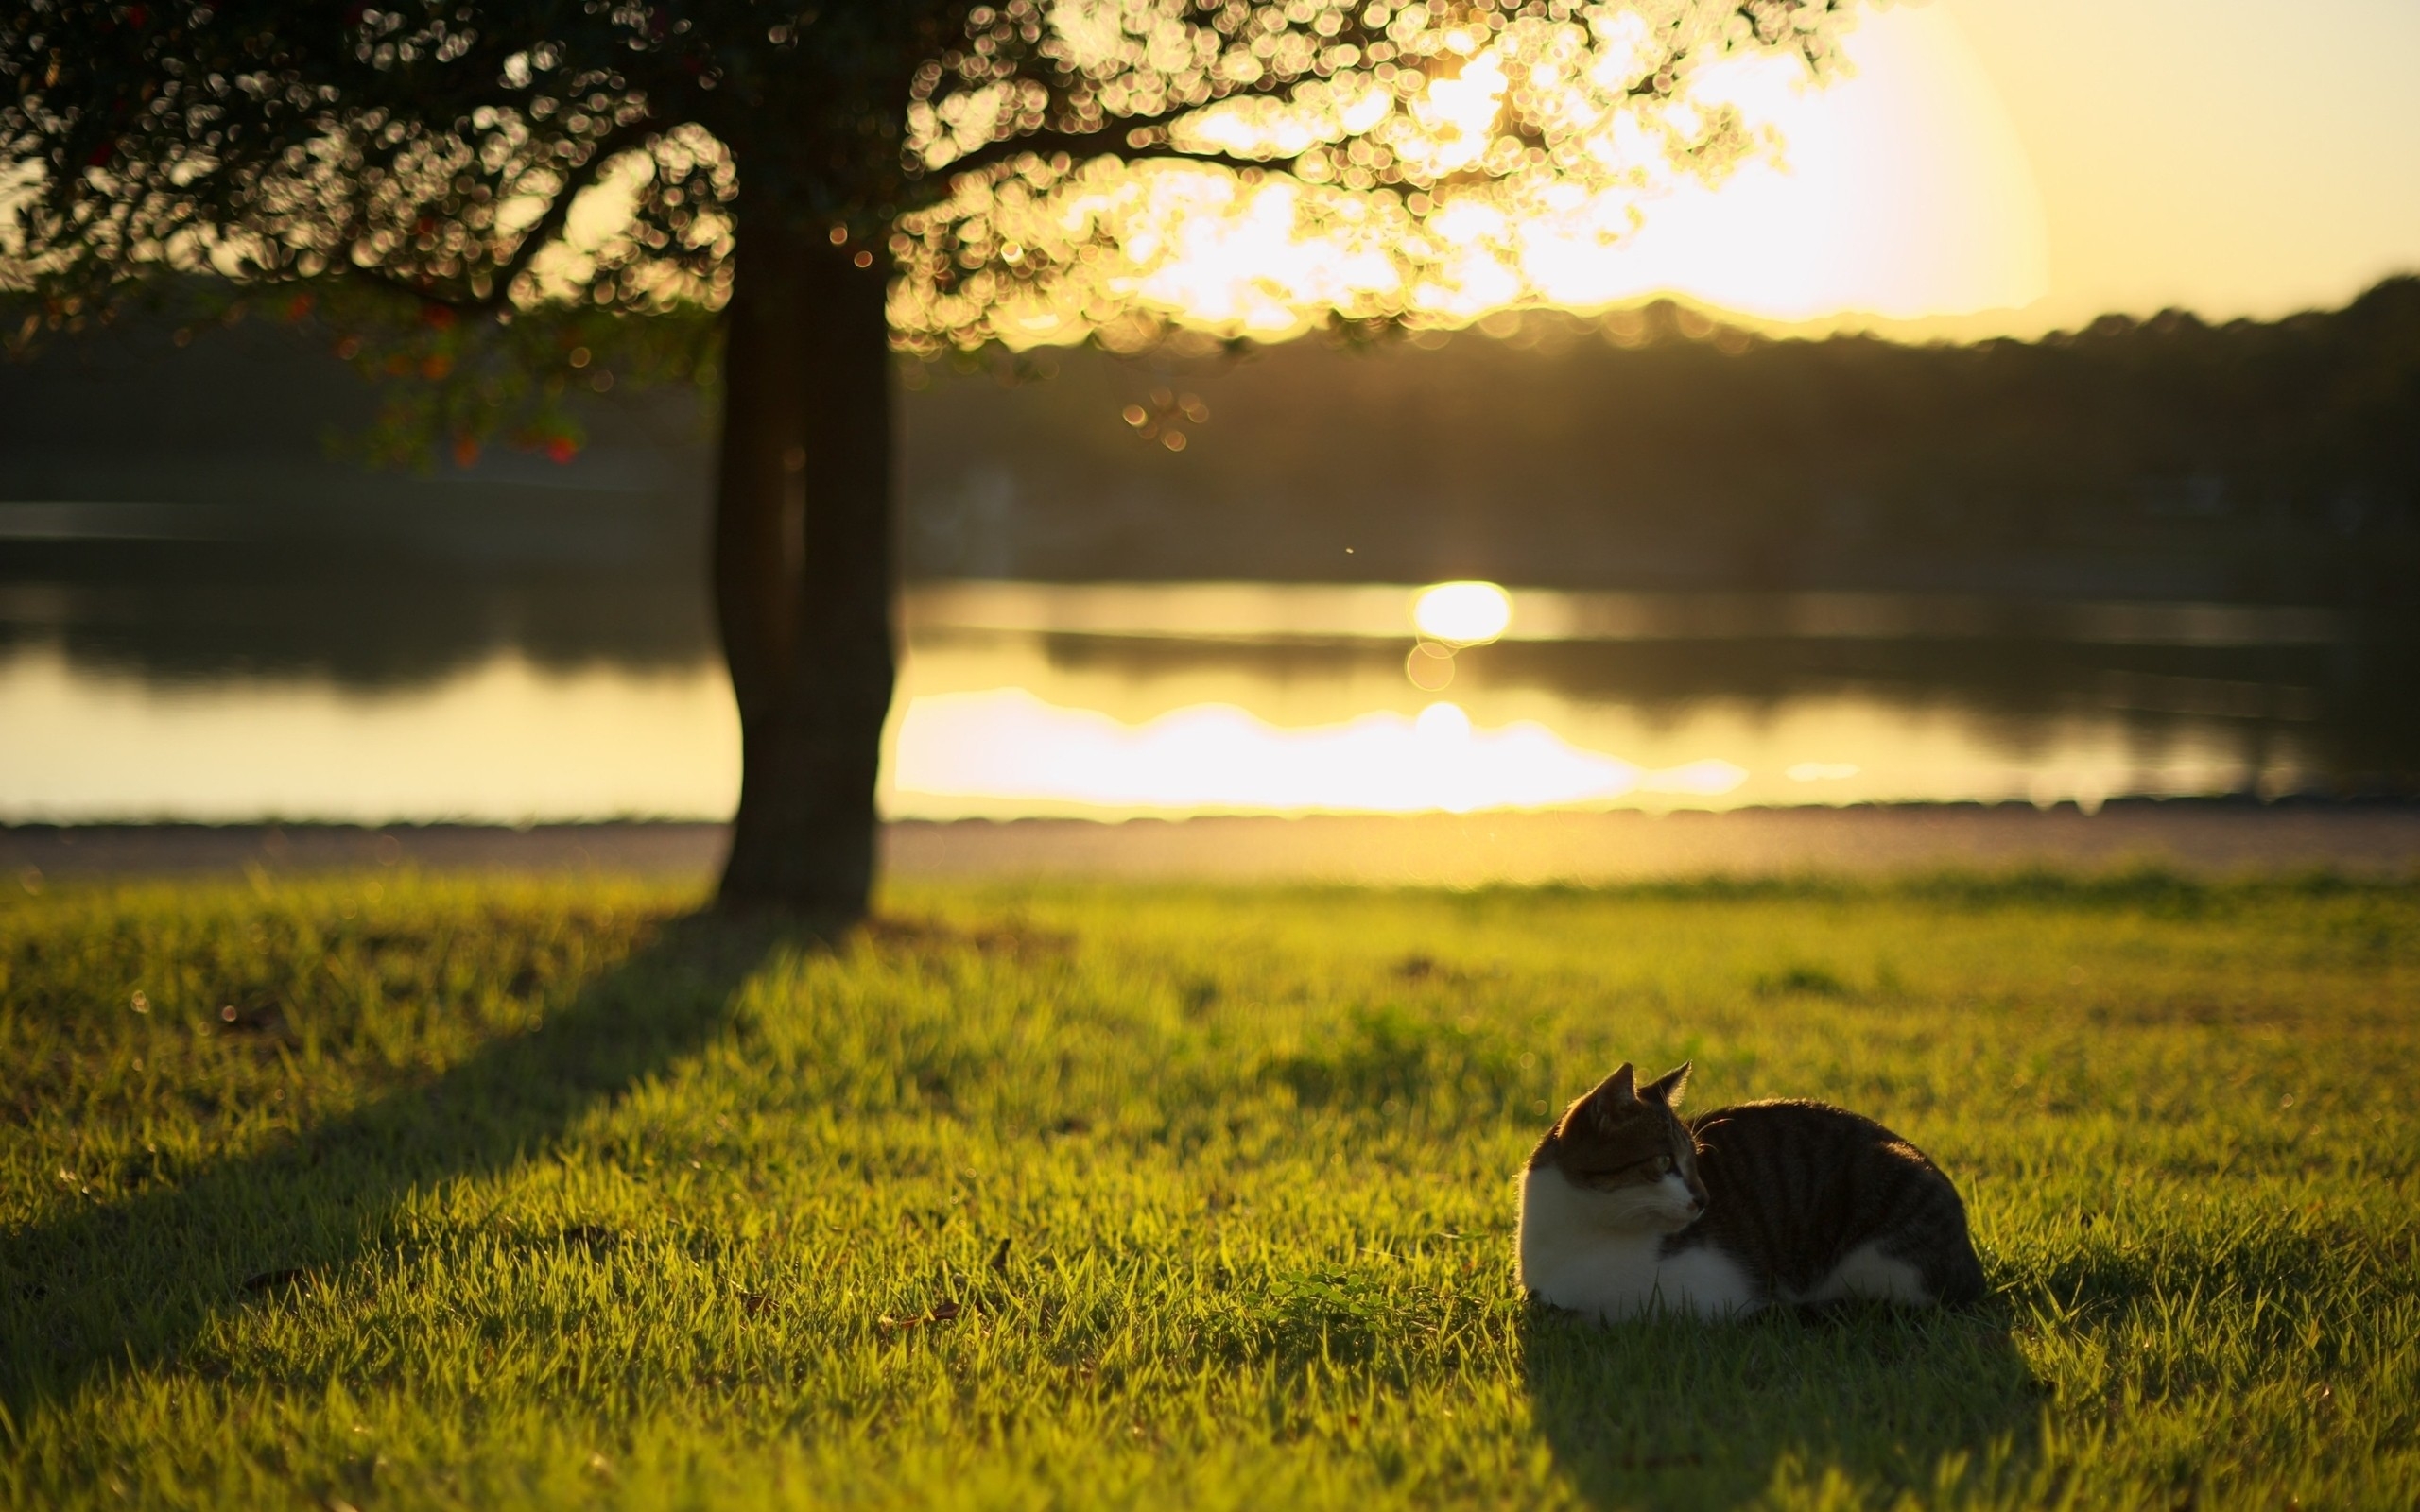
(1406, 642), (1457, 691)
(1412, 581), (1513, 646)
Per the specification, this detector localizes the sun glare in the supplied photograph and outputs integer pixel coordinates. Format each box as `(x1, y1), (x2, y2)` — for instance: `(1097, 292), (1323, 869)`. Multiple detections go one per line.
(888, 686), (1747, 816)
(1412, 581), (1513, 646)
(895, 6), (2044, 349)
(1415, 700), (1475, 741)
(1620, 3), (2046, 323)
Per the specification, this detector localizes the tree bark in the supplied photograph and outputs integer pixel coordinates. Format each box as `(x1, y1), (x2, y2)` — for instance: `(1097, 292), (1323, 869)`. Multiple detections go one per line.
(712, 217), (896, 919)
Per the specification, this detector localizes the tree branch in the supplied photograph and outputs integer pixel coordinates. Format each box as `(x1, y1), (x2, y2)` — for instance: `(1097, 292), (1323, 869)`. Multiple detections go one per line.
(331, 112), (658, 315)
(477, 114), (658, 308)
(923, 113), (1302, 186)
(925, 45), (1685, 191)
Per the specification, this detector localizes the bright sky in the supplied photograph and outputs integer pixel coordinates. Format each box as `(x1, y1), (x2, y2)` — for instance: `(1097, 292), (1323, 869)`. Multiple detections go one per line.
(1524, 0), (2051, 328)
(1744, 0), (2420, 336)
(938, 0), (2420, 351)
(1953, 0), (2420, 332)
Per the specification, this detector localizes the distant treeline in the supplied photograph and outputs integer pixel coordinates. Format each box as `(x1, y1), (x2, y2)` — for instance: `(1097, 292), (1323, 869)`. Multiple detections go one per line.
(904, 276), (2420, 609)
(4, 276), (2415, 611)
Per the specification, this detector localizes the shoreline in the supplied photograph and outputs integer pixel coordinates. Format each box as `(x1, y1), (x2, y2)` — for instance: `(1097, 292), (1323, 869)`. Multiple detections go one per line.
(9, 799), (2420, 885)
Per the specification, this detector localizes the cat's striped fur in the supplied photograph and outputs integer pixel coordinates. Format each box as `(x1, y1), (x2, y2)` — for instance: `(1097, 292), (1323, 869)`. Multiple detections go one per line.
(1518, 1061), (1985, 1320)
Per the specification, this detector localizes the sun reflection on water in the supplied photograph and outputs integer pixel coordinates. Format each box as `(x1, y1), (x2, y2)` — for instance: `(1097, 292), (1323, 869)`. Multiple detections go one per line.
(0, 587), (2326, 824)
(890, 685), (1746, 818)
(1411, 581), (1513, 646)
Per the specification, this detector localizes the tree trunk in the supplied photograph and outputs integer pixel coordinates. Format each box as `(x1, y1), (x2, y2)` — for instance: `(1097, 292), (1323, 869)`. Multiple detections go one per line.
(712, 218), (896, 919)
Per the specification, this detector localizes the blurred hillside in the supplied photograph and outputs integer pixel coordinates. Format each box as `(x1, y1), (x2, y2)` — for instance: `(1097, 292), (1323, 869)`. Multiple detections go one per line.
(2, 277), (2414, 622)
(908, 279), (2420, 610)
(0, 308), (712, 680)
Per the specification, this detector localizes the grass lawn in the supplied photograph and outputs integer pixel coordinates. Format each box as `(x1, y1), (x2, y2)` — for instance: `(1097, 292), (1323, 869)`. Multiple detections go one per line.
(2, 870), (2415, 1510)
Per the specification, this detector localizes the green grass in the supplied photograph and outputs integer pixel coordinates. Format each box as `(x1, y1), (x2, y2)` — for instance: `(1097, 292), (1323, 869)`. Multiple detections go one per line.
(3, 869), (2416, 1510)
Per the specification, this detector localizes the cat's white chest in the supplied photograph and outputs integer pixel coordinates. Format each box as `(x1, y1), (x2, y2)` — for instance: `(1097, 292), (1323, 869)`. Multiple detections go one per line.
(1517, 1167), (1760, 1320)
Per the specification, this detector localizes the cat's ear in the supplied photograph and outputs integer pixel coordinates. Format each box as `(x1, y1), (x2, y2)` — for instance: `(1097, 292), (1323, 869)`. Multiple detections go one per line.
(1645, 1061), (1693, 1108)
(1572, 1062), (1638, 1126)
(1555, 1063), (1637, 1135)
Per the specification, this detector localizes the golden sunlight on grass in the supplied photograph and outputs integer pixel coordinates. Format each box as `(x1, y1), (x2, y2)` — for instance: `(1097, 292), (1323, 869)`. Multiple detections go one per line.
(9, 877), (2416, 1509)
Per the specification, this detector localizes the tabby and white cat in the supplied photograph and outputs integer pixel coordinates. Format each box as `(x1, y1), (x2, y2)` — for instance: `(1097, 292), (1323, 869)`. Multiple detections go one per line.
(1518, 1061), (1985, 1319)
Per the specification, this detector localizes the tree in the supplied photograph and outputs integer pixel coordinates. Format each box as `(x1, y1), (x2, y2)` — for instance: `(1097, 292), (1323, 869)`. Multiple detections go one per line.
(4, 0), (1858, 919)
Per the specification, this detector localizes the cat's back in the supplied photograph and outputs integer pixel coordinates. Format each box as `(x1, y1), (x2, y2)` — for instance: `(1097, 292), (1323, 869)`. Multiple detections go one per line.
(1691, 1097), (1929, 1162)
(1680, 1098), (1985, 1306)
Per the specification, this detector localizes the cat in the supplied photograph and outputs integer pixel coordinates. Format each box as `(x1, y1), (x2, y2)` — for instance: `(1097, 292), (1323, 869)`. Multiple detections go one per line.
(1518, 1060), (1985, 1320)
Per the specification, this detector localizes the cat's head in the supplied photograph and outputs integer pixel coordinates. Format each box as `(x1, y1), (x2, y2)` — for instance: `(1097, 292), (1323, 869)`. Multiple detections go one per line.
(1528, 1061), (1706, 1233)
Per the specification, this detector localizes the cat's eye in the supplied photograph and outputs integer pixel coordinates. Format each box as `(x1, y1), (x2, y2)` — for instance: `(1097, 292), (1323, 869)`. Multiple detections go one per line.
(1654, 1155), (1673, 1175)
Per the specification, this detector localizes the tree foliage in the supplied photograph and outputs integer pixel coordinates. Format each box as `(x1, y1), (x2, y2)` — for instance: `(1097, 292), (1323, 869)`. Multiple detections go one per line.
(6, 1), (1859, 452)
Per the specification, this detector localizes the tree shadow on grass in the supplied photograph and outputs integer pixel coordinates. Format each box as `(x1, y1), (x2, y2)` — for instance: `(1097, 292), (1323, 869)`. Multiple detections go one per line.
(1523, 1301), (2046, 1510)
(0, 910), (800, 1424)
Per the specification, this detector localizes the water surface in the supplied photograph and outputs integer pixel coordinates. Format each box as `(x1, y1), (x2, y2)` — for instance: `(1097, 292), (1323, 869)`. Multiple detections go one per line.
(3, 577), (2388, 823)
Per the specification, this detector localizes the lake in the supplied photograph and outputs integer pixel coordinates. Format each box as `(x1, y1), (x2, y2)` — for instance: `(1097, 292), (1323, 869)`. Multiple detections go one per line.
(3, 571), (2398, 824)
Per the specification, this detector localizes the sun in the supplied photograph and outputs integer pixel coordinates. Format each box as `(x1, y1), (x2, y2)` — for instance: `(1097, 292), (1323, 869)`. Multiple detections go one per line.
(1564, 3), (2048, 323)
(915, 5), (2048, 350)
